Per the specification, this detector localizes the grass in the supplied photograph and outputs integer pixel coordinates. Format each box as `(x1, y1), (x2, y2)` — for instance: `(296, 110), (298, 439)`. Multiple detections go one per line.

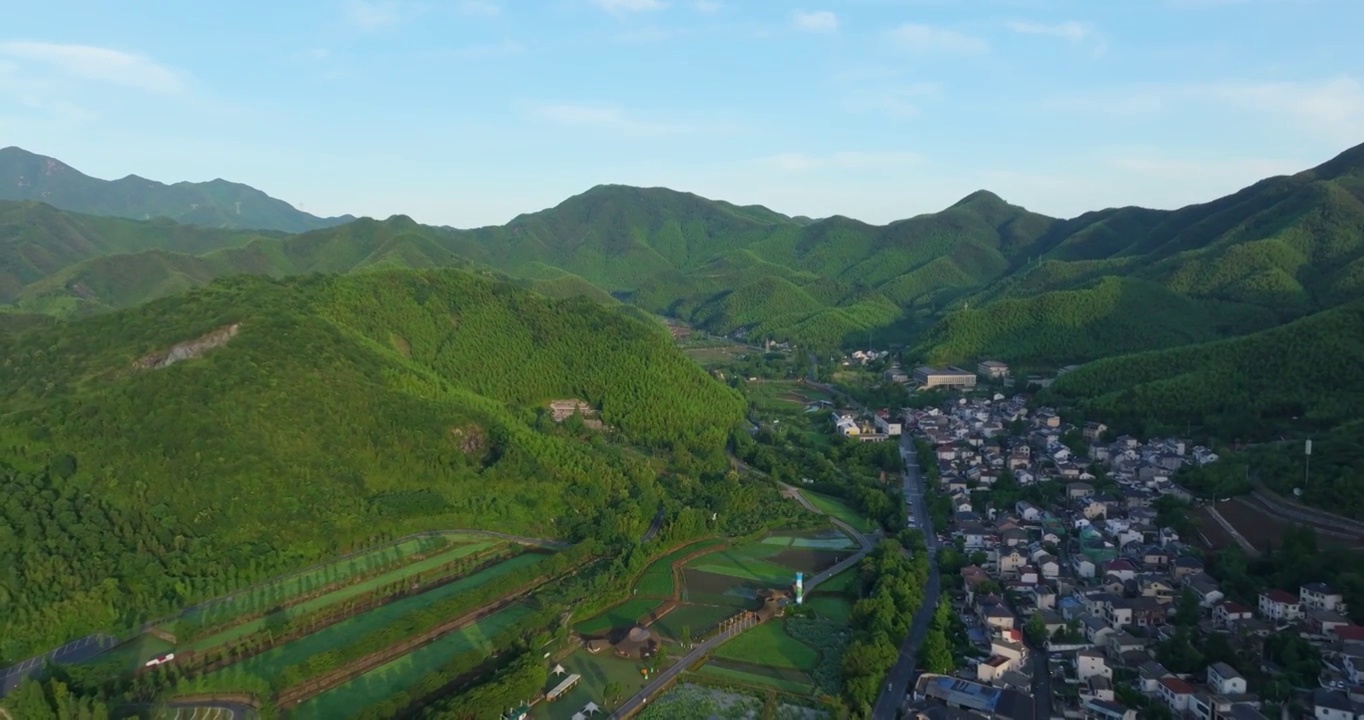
(537, 649), (659, 720)
(804, 595), (854, 624)
(291, 603), (536, 720)
(693, 661), (814, 695)
(184, 533), (478, 625)
(186, 541), (503, 652)
(650, 604), (738, 642)
(803, 492), (873, 532)
(85, 633), (175, 672)
(808, 566), (857, 594)
(634, 539), (726, 598)
(202, 552), (545, 678)
(686, 549), (796, 584)
(574, 599), (665, 636)
(711, 621), (818, 671)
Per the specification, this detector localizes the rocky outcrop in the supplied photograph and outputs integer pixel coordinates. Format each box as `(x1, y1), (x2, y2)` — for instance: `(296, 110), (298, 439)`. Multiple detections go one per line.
(135, 323), (240, 370)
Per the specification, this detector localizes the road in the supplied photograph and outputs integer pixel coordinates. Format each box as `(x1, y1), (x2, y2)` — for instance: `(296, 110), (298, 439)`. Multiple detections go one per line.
(610, 483), (876, 719)
(0, 528), (569, 698)
(641, 508), (665, 543)
(870, 436), (941, 719)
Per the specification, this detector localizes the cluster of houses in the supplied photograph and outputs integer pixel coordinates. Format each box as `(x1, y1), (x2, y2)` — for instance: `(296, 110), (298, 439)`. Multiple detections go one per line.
(901, 397), (1360, 720)
(830, 408), (903, 441)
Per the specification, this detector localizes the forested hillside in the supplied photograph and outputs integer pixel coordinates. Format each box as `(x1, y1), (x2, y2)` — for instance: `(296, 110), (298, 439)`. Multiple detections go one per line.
(7, 142), (1364, 360)
(0, 267), (745, 662)
(1041, 300), (1364, 442)
(0, 147), (354, 232)
(0, 201), (271, 305)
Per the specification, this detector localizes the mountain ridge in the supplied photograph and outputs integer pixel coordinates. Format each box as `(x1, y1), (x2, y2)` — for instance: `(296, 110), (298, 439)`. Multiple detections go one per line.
(0, 146), (356, 233)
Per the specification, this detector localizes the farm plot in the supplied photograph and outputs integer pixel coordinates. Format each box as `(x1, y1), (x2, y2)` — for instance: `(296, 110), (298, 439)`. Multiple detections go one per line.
(712, 622), (817, 671)
(575, 599), (665, 636)
(290, 603), (535, 720)
(803, 493), (872, 532)
(651, 604), (739, 642)
(634, 539), (727, 599)
(184, 533), (477, 626)
(536, 650), (658, 720)
(686, 548), (796, 584)
(185, 539), (503, 651)
(694, 660), (815, 695)
(202, 552), (544, 680)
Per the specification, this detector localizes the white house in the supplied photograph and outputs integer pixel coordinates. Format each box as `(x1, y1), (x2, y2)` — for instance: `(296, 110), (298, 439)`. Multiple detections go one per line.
(1302, 583), (1347, 613)
(1076, 649), (1110, 681)
(1207, 661), (1247, 695)
(873, 413), (903, 436)
(1157, 676), (1195, 714)
(1259, 589), (1302, 622)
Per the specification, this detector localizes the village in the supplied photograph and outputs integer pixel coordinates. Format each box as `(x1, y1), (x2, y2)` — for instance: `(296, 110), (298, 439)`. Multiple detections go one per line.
(824, 357), (1364, 720)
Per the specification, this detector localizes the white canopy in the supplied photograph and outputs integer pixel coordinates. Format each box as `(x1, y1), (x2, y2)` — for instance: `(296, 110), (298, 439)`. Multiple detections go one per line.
(552, 664), (567, 676)
(584, 702), (601, 715)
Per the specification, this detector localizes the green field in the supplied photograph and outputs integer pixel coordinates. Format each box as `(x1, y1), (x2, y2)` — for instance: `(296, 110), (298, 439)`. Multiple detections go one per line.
(185, 533), (478, 625)
(804, 492), (873, 532)
(804, 595), (854, 624)
(808, 565), (857, 594)
(202, 552), (545, 680)
(712, 621), (817, 671)
(650, 604), (737, 642)
(536, 648), (659, 720)
(187, 541), (508, 652)
(291, 603), (536, 720)
(693, 661), (814, 695)
(760, 533), (855, 551)
(634, 539), (726, 598)
(84, 633), (175, 672)
(686, 549), (795, 584)
(574, 599), (664, 636)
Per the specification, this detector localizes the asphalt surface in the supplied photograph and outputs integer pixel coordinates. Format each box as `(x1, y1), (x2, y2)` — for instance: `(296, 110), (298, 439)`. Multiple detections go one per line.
(610, 484), (875, 719)
(641, 508), (665, 543)
(869, 435), (942, 719)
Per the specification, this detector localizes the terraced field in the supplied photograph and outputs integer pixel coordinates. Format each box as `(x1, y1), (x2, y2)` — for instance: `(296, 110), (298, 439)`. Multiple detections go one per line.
(291, 603), (536, 720)
(202, 552), (544, 682)
(185, 539), (505, 652)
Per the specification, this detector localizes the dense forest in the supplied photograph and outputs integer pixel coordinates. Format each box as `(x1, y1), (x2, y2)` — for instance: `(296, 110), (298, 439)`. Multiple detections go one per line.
(0, 267), (746, 662)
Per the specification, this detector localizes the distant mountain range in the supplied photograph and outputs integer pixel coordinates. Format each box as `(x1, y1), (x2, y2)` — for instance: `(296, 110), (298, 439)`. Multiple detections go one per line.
(0, 147), (354, 233)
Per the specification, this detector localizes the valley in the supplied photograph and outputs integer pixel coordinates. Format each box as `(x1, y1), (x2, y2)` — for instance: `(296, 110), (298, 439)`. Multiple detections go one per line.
(1, 139), (1362, 720)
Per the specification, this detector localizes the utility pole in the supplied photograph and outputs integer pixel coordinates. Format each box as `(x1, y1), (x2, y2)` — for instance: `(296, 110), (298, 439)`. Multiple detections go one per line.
(1305, 438), (1312, 489)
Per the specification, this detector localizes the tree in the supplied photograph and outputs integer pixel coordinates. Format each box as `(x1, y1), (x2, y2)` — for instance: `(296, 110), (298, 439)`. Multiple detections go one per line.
(1174, 588), (1201, 627)
(603, 680), (625, 703)
(1024, 612), (1048, 646)
(919, 628), (954, 674)
(680, 625), (692, 647)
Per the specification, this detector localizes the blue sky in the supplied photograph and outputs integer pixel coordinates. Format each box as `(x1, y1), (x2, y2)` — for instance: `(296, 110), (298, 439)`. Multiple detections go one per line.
(2, 0), (1361, 227)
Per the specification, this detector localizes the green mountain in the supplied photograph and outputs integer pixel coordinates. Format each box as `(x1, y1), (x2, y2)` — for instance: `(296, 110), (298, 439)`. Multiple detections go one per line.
(0, 267), (745, 661)
(0, 200), (273, 306)
(8, 142), (1364, 360)
(0, 147), (355, 232)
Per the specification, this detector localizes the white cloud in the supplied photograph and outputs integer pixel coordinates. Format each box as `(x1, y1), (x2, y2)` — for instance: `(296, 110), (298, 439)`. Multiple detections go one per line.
(590, 0), (668, 12)
(531, 102), (693, 136)
(343, 0), (401, 29)
(1044, 76), (1364, 145)
(0, 41), (181, 93)
(793, 10), (838, 33)
(886, 24), (988, 54)
(840, 83), (940, 118)
(1202, 77), (1364, 143)
(1006, 20), (1093, 42)
(761, 151), (923, 172)
(694, 0), (721, 11)
(458, 0), (501, 16)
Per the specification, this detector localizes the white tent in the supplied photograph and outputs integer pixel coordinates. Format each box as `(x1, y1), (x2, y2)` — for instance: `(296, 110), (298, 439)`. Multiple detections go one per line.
(552, 664), (567, 676)
(572, 713), (587, 720)
(584, 702), (601, 715)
